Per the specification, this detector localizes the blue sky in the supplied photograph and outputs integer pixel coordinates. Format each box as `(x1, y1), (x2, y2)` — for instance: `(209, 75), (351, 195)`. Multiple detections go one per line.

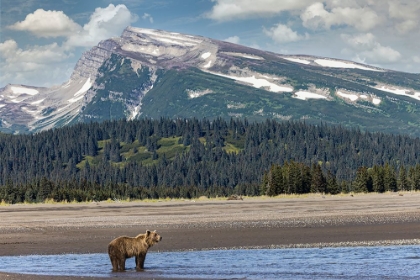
(1, 0), (419, 87)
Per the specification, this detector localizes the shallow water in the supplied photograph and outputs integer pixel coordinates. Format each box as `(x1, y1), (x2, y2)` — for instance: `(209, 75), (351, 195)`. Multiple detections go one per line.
(1, 246), (420, 279)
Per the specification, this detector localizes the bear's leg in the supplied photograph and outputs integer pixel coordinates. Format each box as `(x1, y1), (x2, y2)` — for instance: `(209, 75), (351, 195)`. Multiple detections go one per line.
(136, 252), (146, 270)
(140, 253), (147, 269)
(135, 255), (141, 270)
(119, 258), (126, 271)
(110, 257), (118, 271)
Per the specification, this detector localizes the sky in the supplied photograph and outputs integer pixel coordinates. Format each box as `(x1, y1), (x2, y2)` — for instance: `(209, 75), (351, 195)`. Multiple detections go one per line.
(1, 0), (419, 88)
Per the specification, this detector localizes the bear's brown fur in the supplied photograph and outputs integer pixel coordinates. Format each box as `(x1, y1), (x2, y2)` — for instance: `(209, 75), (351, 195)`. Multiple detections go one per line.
(108, 230), (162, 271)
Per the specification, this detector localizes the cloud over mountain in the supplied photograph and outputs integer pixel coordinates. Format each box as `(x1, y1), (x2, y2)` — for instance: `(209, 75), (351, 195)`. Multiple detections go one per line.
(341, 33), (401, 64)
(7, 9), (82, 37)
(1, 0), (419, 88)
(263, 24), (308, 43)
(300, 3), (380, 31)
(1, 4), (138, 87)
(65, 4), (138, 48)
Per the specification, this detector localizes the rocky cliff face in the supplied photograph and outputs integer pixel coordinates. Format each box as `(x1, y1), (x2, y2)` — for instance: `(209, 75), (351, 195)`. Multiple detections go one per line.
(1, 26), (420, 135)
(117, 26), (210, 68)
(71, 40), (118, 80)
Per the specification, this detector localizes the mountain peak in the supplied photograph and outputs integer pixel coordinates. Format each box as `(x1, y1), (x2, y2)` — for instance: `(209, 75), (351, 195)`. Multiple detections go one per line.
(0, 27), (419, 135)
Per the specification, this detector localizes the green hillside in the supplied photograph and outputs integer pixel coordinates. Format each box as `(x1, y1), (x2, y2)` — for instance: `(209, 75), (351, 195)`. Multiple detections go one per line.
(78, 54), (420, 137)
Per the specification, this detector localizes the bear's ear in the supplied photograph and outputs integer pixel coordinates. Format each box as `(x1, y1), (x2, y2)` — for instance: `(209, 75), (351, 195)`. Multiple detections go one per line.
(146, 230), (151, 236)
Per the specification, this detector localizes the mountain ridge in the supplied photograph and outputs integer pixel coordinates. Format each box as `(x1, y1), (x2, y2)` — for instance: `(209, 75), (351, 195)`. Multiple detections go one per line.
(1, 26), (420, 135)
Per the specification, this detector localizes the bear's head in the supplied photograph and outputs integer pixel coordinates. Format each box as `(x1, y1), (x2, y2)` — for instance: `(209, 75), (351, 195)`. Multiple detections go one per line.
(146, 230), (162, 245)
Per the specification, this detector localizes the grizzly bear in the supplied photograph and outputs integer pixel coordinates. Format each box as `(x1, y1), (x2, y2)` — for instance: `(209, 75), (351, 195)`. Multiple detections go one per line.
(108, 230), (162, 271)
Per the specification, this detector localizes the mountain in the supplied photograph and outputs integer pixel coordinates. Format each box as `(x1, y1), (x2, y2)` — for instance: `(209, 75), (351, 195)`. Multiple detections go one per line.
(1, 26), (420, 135)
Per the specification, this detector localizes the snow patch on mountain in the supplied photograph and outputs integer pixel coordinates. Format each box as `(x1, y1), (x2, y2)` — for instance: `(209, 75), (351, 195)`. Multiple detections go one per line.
(283, 57), (311, 65)
(337, 90), (381, 105)
(73, 78), (92, 97)
(293, 91), (328, 100)
(337, 91), (359, 101)
(129, 105), (141, 120)
(374, 85), (420, 101)
(187, 89), (213, 98)
(68, 95), (85, 104)
(227, 102), (246, 109)
(281, 55), (385, 73)
(31, 99), (45, 105)
(210, 72), (293, 93)
(10, 86), (39, 95)
(372, 98), (381, 105)
(201, 52), (211, 59)
(315, 59), (383, 72)
(122, 43), (188, 58)
(222, 52), (264, 60)
(126, 70), (158, 121)
(203, 60), (212, 68)
(129, 27), (203, 46)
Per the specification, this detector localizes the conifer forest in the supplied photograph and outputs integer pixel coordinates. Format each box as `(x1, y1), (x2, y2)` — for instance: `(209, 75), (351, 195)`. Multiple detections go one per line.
(1, 118), (420, 203)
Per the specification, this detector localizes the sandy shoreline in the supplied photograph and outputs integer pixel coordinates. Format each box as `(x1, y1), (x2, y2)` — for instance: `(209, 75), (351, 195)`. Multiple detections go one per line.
(1, 193), (420, 279)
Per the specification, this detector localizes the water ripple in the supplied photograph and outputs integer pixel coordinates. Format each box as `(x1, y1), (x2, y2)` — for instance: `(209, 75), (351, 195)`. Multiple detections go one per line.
(1, 246), (420, 279)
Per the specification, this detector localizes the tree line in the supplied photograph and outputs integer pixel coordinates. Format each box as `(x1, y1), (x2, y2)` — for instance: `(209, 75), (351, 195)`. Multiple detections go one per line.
(261, 161), (420, 196)
(1, 118), (420, 203)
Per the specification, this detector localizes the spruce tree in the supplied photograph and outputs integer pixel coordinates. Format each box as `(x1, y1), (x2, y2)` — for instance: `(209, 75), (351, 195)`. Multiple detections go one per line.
(371, 165), (385, 193)
(398, 165), (408, 191)
(311, 163), (326, 193)
(384, 163), (397, 192)
(326, 170), (340, 194)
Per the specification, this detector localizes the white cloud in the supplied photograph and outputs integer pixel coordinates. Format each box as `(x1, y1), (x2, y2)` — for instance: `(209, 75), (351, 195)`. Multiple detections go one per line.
(413, 56), (420, 64)
(341, 32), (376, 50)
(0, 39), (74, 86)
(263, 23), (308, 43)
(365, 46), (401, 63)
(394, 20), (417, 34)
(65, 4), (138, 48)
(206, 0), (314, 21)
(388, 1), (420, 34)
(0, 40), (18, 58)
(1, 4), (138, 87)
(6, 4), (137, 49)
(301, 2), (380, 31)
(341, 33), (401, 64)
(300, 2), (330, 29)
(207, 0), (381, 31)
(224, 36), (240, 44)
(142, 13), (154, 23)
(0, 39), (72, 64)
(7, 9), (82, 38)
